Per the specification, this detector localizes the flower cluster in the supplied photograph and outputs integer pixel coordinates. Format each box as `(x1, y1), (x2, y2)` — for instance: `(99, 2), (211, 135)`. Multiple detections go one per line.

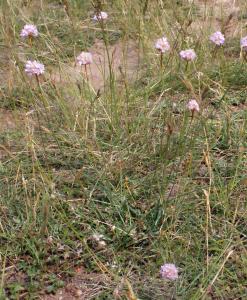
(187, 99), (200, 112)
(240, 36), (247, 51)
(25, 60), (45, 77)
(76, 52), (93, 66)
(160, 263), (178, 280)
(155, 35), (196, 61)
(155, 36), (170, 53)
(180, 49), (197, 61)
(93, 11), (108, 21)
(20, 24), (39, 38)
(210, 31), (225, 46)
(154, 30), (245, 62)
(21, 14), (247, 127)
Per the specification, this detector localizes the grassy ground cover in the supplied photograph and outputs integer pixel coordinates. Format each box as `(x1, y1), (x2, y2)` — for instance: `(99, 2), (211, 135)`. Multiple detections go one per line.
(0, 0), (246, 299)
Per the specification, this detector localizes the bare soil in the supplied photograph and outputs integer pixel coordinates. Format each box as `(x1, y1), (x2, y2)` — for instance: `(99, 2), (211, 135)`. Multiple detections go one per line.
(51, 39), (139, 91)
(42, 267), (112, 300)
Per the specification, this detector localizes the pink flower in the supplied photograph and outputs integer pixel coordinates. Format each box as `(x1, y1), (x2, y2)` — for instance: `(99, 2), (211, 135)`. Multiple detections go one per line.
(25, 60), (45, 76)
(20, 24), (39, 38)
(155, 36), (170, 53)
(187, 99), (200, 112)
(93, 11), (108, 21)
(209, 31), (225, 46)
(240, 36), (247, 51)
(180, 49), (196, 61)
(76, 52), (93, 66)
(160, 263), (178, 281)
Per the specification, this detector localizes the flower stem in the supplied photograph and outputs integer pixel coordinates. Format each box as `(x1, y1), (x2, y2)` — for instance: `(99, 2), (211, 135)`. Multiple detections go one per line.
(160, 52), (163, 70)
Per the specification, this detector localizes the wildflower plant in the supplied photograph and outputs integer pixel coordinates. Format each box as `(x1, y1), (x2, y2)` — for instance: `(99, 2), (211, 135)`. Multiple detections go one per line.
(76, 52), (93, 81)
(187, 99), (200, 112)
(155, 36), (170, 68)
(25, 60), (45, 77)
(180, 49), (197, 61)
(160, 264), (179, 281)
(20, 24), (39, 46)
(210, 31), (225, 46)
(76, 52), (93, 66)
(20, 24), (39, 38)
(93, 11), (108, 21)
(240, 36), (247, 54)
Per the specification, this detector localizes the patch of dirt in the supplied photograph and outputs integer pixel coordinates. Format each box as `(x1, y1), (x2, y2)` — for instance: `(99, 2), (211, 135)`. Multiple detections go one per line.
(0, 47), (11, 88)
(41, 269), (176, 300)
(196, 0), (240, 15)
(0, 109), (33, 160)
(191, 0), (241, 37)
(20, 0), (42, 18)
(42, 267), (112, 300)
(51, 39), (140, 91)
(0, 46), (24, 109)
(0, 109), (22, 132)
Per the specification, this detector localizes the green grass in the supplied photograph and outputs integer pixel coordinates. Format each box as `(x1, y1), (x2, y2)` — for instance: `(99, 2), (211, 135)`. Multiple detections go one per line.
(0, 0), (246, 299)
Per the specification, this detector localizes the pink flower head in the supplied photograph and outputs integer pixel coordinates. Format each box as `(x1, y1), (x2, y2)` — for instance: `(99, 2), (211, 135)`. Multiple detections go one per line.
(187, 99), (200, 112)
(76, 52), (93, 66)
(160, 263), (178, 281)
(180, 49), (196, 61)
(155, 36), (170, 53)
(20, 24), (39, 38)
(240, 36), (247, 51)
(25, 60), (45, 76)
(93, 11), (108, 21)
(209, 31), (225, 46)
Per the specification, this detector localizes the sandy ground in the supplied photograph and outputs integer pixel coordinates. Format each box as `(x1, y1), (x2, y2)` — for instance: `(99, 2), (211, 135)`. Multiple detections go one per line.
(50, 39), (139, 91)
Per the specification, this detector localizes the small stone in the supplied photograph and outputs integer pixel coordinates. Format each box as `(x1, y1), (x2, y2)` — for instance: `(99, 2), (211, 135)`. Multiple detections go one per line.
(75, 289), (83, 297)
